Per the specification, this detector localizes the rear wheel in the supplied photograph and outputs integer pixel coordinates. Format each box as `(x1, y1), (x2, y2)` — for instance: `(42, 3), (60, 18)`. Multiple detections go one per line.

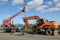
(45, 28), (59, 36)
(32, 26), (39, 34)
(45, 28), (53, 35)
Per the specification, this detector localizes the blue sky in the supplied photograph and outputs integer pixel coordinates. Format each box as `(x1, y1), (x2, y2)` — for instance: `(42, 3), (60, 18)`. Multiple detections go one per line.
(0, 0), (60, 24)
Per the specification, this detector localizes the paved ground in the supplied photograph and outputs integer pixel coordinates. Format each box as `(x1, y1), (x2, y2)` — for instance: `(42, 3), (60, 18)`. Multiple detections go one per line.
(0, 31), (60, 40)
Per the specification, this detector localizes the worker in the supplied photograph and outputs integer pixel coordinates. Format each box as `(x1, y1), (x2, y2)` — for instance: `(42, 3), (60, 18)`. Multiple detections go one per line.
(20, 25), (25, 35)
(10, 25), (16, 35)
(17, 25), (25, 36)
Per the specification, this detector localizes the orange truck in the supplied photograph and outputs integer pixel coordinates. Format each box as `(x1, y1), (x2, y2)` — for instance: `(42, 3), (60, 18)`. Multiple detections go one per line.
(23, 16), (59, 35)
(1, 7), (25, 32)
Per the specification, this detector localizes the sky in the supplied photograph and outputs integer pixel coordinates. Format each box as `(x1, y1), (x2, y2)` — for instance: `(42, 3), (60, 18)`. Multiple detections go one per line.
(0, 0), (60, 25)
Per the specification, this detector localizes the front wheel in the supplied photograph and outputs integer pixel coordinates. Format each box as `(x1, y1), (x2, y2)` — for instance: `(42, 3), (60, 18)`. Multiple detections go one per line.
(53, 29), (58, 36)
(45, 28), (58, 36)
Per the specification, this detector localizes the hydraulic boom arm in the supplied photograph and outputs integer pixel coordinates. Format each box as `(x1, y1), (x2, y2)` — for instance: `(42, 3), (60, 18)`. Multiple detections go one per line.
(3, 7), (25, 28)
(23, 16), (40, 27)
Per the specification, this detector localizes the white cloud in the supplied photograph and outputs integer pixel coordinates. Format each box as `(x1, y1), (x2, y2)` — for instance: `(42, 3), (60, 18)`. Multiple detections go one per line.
(0, 0), (8, 4)
(0, 0), (8, 2)
(35, 0), (60, 13)
(53, 0), (60, 3)
(47, 1), (52, 5)
(26, 0), (43, 11)
(27, 0), (43, 8)
(35, 4), (50, 13)
(45, 0), (60, 12)
(4, 15), (11, 18)
(40, 7), (60, 13)
(15, 0), (60, 13)
(25, 6), (33, 11)
(15, 0), (43, 11)
(12, 0), (24, 5)
(36, 5), (49, 11)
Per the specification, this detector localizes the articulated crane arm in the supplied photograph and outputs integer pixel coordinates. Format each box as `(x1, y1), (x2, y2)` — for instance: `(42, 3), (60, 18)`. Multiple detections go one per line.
(23, 16), (40, 27)
(3, 7), (25, 28)
(8, 7), (25, 22)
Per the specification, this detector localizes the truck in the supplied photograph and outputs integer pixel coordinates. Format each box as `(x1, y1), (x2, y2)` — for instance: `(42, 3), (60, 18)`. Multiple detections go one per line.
(23, 16), (59, 36)
(1, 7), (25, 32)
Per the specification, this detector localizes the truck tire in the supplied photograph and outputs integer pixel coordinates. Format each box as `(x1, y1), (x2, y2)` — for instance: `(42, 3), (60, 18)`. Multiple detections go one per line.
(33, 29), (38, 34)
(53, 29), (58, 36)
(32, 26), (39, 34)
(45, 28), (53, 35)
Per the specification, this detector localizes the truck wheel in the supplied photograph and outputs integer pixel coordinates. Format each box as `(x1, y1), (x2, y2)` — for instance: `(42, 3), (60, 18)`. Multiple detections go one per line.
(33, 29), (38, 34)
(32, 26), (39, 34)
(45, 28), (53, 35)
(10, 30), (15, 35)
(53, 29), (58, 36)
